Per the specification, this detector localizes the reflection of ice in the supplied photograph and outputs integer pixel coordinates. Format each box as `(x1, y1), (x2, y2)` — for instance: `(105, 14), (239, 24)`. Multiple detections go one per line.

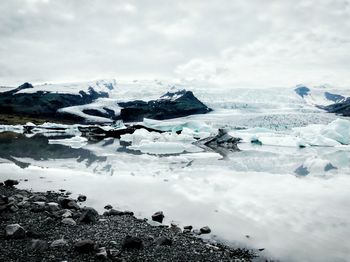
(1, 161), (350, 262)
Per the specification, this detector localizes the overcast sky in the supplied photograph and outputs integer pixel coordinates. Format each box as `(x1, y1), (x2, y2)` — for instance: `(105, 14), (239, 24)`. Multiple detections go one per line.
(1, 0), (350, 87)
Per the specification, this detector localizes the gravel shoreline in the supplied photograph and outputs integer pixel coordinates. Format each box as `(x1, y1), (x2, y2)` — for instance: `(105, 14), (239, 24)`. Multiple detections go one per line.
(0, 180), (257, 262)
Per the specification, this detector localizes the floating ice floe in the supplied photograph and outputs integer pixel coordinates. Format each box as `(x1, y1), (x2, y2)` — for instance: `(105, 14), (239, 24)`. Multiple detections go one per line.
(143, 118), (214, 139)
(231, 118), (350, 148)
(0, 125), (24, 134)
(120, 120), (213, 155)
(294, 118), (350, 147)
(295, 157), (338, 176)
(48, 136), (88, 149)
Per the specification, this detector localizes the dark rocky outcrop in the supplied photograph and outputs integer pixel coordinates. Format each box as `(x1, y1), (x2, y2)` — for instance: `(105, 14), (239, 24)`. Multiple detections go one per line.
(323, 97), (350, 117)
(118, 90), (212, 122)
(195, 129), (241, 157)
(78, 124), (165, 139)
(0, 82), (108, 122)
(294, 86), (310, 98)
(0, 84), (211, 124)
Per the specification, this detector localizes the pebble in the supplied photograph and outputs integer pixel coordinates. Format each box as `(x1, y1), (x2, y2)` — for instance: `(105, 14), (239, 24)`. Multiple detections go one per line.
(77, 195), (87, 202)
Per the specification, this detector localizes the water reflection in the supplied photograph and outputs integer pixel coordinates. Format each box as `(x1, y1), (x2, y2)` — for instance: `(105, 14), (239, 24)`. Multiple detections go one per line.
(0, 132), (350, 262)
(0, 132), (106, 168)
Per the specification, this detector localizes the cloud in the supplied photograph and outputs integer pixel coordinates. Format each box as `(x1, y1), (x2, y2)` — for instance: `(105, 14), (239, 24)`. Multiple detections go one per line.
(0, 0), (349, 87)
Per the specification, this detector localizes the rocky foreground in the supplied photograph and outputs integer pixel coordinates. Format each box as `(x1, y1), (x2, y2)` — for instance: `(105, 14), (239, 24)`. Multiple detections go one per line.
(0, 180), (256, 262)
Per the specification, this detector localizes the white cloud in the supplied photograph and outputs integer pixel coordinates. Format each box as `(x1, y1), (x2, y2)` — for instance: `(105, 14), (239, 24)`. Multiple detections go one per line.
(0, 0), (349, 87)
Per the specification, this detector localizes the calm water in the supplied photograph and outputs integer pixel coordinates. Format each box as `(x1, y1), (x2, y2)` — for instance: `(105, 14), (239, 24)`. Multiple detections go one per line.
(1, 130), (350, 262)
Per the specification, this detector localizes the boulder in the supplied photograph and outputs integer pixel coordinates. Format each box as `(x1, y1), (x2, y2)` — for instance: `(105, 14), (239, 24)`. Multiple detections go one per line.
(200, 226), (211, 234)
(78, 207), (98, 224)
(5, 224), (26, 239)
(58, 197), (79, 210)
(4, 179), (19, 187)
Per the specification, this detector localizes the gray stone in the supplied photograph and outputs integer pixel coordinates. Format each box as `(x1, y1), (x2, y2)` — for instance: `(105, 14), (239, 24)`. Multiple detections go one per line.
(5, 224), (26, 239)
(50, 238), (68, 248)
(74, 239), (95, 253)
(200, 226), (211, 234)
(155, 236), (172, 246)
(62, 218), (76, 226)
(30, 239), (48, 252)
(152, 211), (164, 223)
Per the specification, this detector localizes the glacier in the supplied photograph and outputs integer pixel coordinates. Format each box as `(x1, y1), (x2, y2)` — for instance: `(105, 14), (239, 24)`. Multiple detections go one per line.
(1, 80), (350, 262)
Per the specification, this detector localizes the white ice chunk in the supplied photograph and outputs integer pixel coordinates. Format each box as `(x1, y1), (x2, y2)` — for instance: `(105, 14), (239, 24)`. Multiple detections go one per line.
(49, 136), (88, 149)
(129, 141), (202, 154)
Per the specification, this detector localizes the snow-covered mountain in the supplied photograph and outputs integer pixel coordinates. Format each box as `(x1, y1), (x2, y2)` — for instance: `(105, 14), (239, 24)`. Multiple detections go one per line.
(3, 79), (117, 96)
(294, 84), (349, 106)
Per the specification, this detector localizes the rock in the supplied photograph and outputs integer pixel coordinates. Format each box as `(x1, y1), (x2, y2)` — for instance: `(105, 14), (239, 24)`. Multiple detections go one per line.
(33, 201), (46, 207)
(184, 225), (193, 231)
(77, 195), (87, 202)
(9, 204), (19, 213)
(78, 207), (98, 224)
(31, 195), (47, 202)
(4, 179), (19, 187)
(103, 209), (133, 216)
(104, 204), (113, 210)
(58, 197), (79, 210)
(118, 90), (212, 122)
(200, 226), (211, 234)
(30, 239), (48, 252)
(62, 218), (76, 226)
(47, 202), (60, 211)
(170, 223), (182, 234)
(109, 241), (118, 247)
(152, 211), (165, 223)
(74, 239), (96, 253)
(0, 195), (8, 205)
(195, 129), (241, 157)
(155, 236), (172, 246)
(0, 81), (110, 123)
(50, 238), (68, 248)
(62, 210), (73, 218)
(96, 247), (108, 260)
(103, 209), (124, 216)
(5, 224), (26, 239)
(122, 236), (143, 250)
(323, 97), (350, 116)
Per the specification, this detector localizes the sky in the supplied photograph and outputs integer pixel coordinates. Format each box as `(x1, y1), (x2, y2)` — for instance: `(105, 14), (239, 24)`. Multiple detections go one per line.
(1, 0), (350, 87)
